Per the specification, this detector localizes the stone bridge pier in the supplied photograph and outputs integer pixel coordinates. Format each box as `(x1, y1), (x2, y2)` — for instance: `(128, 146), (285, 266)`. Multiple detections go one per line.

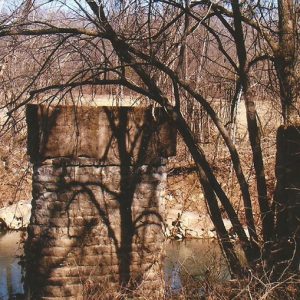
(25, 105), (176, 299)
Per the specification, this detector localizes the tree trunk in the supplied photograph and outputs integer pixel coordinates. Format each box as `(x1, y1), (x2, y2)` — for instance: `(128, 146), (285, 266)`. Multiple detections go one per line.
(231, 0), (273, 256)
(270, 0), (299, 279)
(243, 86), (274, 244)
(275, 0), (299, 124)
(272, 126), (300, 279)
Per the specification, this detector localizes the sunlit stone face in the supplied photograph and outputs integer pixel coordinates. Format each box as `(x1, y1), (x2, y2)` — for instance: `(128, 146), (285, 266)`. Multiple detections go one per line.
(25, 104), (176, 299)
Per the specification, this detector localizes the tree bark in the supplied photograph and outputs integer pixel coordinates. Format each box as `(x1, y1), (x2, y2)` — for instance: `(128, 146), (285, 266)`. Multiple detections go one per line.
(275, 0), (299, 125)
(231, 0), (274, 250)
(270, 0), (300, 279)
(273, 126), (300, 278)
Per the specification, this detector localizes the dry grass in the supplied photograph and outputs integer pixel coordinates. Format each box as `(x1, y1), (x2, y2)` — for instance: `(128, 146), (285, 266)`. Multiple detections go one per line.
(164, 272), (300, 300)
(81, 266), (300, 300)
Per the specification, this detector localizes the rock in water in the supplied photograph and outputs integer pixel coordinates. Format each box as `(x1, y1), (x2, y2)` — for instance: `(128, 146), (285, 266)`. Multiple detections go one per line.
(0, 200), (31, 230)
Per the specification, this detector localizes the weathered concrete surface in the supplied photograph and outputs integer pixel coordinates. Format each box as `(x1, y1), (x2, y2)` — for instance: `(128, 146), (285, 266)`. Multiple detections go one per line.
(25, 105), (176, 299)
(0, 200), (31, 230)
(26, 105), (176, 164)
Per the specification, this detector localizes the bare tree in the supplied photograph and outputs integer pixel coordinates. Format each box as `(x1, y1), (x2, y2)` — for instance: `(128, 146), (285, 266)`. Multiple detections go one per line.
(0, 0), (299, 283)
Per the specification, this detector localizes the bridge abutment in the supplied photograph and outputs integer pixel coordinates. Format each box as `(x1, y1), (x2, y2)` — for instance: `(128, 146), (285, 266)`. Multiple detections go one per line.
(25, 105), (176, 299)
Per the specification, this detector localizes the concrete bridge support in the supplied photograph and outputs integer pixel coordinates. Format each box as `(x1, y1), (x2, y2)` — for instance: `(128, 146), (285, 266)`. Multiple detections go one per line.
(25, 105), (176, 299)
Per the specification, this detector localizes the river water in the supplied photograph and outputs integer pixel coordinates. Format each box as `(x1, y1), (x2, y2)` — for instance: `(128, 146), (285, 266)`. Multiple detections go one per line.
(0, 231), (24, 300)
(0, 232), (228, 299)
(165, 239), (230, 296)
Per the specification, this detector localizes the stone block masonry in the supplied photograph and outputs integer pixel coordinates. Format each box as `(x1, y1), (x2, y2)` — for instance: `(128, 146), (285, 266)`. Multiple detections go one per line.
(25, 105), (176, 299)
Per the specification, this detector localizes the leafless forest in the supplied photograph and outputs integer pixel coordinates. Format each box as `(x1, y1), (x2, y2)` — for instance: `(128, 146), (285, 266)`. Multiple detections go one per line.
(0, 0), (299, 298)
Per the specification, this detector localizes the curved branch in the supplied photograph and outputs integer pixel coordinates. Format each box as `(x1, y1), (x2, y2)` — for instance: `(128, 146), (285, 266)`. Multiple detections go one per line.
(0, 26), (102, 37)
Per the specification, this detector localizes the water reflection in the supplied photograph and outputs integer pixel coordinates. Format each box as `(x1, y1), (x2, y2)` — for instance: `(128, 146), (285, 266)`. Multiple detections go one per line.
(0, 233), (229, 299)
(0, 231), (24, 300)
(170, 262), (182, 293)
(164, 239), (230, 296)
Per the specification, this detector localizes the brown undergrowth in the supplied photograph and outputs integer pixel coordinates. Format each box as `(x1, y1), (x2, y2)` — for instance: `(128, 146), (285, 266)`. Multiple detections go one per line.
(82, 269), (300, 299)
(173, 276), (300, 300)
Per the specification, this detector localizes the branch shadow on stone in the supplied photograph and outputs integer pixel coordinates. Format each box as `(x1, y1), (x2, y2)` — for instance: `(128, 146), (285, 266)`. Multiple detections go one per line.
(25, 104), (176, 299)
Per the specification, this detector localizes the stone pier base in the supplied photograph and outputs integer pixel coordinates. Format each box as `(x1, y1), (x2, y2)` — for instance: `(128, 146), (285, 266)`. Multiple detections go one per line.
(25, 105), (176, 299)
